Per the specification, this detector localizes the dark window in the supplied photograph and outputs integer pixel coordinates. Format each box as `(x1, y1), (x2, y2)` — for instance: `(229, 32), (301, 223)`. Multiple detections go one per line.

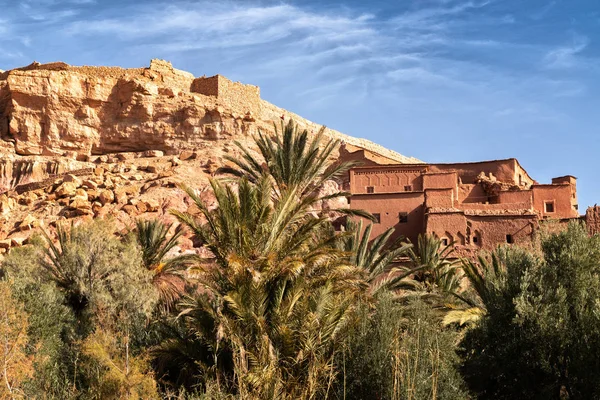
(404, 185), (412, 192)
(366, 186), (374, 194)
(506, 234), (514, 244)
(545, 201), (555, 213)
(574, 204), (579, 211)
(441, 238), (449, 246)
(472, 236), (478, 244)
(519, 174), (523, 185)
(398, 212), (408, 223)
(373, 213), (381, 223)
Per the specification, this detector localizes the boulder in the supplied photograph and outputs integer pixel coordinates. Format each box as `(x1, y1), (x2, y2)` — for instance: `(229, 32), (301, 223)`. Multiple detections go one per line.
(55, 182), (78, 198)
(98, 189), (115, 205)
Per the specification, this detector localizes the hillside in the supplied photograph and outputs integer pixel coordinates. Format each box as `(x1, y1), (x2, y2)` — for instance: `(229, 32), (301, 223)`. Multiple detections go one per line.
(0, 59), (420, 255)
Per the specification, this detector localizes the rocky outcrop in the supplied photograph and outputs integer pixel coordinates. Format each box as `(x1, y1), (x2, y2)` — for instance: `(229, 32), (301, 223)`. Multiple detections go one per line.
(0, 59), (417, 162)
(0, 59), (420, 258)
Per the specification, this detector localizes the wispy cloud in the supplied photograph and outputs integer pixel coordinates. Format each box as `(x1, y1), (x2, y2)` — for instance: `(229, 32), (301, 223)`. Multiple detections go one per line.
(543, 35), (590, 69)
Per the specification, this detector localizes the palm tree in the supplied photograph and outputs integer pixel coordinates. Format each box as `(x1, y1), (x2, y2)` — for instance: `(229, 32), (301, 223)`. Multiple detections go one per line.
(442, 250), (508, 327)
(134, 219), (187, 311)
(160, 176), (364, 398)
(218, 118), (372, 220)
(339, 219), (416, 295)
(407, 234), (462, 294)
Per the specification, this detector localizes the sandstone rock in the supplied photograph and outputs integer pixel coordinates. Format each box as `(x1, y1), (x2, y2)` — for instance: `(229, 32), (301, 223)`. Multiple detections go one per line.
(94, 167), (105, 176)
(115, 191), (128, 205)
(19, 191), (38, 205)
(145, 199), (160, 212)
(70, 198), (93, 215)
(55, 182), (78, 198)
(82, 179), (98, 189)
(98, 189), (115, 205)
(63, 174), (83, 187)
(136, 202), (148, 213)
(171, 156), (181, 166)
(122, 204), (138, 215)
(19, 214), (38, 231)
(0, 239), (11, 249)
(143, 150), (164, 158)
(179, 150), (197, 161)
(73, 188), (88, 201)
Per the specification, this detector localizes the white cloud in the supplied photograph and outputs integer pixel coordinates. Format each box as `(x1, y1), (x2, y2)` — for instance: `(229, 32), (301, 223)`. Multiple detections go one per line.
(543, 35), (589, 69)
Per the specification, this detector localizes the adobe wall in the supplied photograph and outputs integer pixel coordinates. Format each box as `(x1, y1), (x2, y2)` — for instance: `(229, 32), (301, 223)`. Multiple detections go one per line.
(425, 212), (468, 245)
(586, 206), (600, 235)
(350, 166), (427, 194)
(458, 184), (489, 204)
(496, 189), (533, 206)
(467, 214), (537, 250)
(350, 192), (425, 244)
(191, 74), (261, 115)
(424, 188), (454, 208)
(431, 159), (518, 184)
(532, 184), (578, 219)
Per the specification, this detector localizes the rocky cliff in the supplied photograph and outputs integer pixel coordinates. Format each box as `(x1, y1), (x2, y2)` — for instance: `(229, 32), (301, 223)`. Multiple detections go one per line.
(0, 59), (420, 256)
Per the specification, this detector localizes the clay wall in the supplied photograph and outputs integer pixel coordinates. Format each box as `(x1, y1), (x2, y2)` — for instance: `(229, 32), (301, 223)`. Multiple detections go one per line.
(532, 184), (578, 219)
(424, 188), (454, 209)
(425, 212), (468, 245)
(496, 189), (533, 206)
(191, 74), (260, 115)
(350, 166), (426, 194)
(430, 159), (518, 184)
(350, 192), (425, 244)
(458, 184), (489, 204)
(552, 176), (578, 212)
(586, 206), (600, 236)
(466, 214), (537, 250)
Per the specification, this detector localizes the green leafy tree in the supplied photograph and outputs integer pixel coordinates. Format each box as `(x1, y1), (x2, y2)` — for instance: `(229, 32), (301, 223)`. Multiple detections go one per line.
(458, 223), (600, 399)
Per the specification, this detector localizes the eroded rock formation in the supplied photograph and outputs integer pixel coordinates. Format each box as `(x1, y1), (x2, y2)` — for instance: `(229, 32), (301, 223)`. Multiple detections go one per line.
(0, 59), (419, 257)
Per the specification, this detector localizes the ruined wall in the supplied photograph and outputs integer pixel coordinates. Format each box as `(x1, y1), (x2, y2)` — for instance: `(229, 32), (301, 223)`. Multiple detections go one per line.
(191, 74), (260, 116)
(431, 159), (518, 184)
(350, 192), (425, 244)
(586, 206), (600, 235)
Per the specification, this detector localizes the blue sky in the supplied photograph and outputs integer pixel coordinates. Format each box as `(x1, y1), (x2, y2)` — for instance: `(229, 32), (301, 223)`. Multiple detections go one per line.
(1, 0), (599, 210)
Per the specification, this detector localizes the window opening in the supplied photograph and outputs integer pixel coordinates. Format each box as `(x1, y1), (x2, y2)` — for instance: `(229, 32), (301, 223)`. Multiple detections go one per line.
(373, 213), (381, 223)
(545, 201), (555, 213)
(398, 212), (408, 223)
(506, 234), (514, 244)
(366, 186), (374, 194)
(404, 185), (412, 192)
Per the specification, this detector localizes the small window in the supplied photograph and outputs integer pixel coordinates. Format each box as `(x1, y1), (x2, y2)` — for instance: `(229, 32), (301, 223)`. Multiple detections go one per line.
(573, 193), (576, 199)
(506, 234), (514, 244)
(373, 213), (381, 223)
(574, 204), (579, 211)
(398, 212), (408, 223)
(404, 185), (412, 192)
(472, 236), (478, 244)
(519, 174), (523, 185)
(441, 238), (449, 246)
(545, 201), (555, 213)
(366, 186), (374, 194)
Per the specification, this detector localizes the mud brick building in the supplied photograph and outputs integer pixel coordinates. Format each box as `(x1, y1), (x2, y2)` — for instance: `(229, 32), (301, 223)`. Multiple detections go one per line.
(348, 158), (582, 255)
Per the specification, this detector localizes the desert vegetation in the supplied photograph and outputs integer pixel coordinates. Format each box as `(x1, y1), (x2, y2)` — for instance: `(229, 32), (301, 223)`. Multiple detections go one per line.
(0, 121), (598, 399)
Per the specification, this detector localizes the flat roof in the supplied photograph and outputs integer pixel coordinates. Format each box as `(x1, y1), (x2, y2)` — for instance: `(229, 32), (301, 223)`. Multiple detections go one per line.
(351, 158), (536, 182)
